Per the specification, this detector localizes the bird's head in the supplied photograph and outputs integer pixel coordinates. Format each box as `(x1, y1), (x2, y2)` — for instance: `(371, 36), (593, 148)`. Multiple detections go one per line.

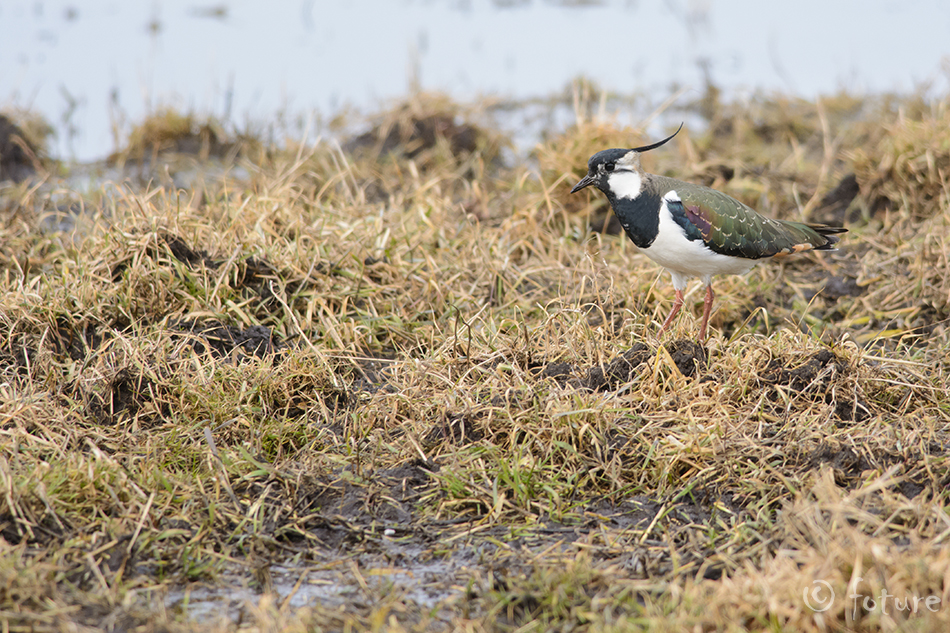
(570, 123), (683, 198)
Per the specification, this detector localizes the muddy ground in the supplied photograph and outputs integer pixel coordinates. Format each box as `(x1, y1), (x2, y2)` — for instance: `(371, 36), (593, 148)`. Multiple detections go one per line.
(2, 94), (949, 631)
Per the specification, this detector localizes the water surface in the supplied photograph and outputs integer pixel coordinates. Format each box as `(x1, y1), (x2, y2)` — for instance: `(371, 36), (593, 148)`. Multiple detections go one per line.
(3, 0), (949, 161)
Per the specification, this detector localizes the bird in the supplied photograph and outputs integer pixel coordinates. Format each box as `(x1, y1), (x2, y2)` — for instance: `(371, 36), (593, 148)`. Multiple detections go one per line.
(570, 124), (846, 342)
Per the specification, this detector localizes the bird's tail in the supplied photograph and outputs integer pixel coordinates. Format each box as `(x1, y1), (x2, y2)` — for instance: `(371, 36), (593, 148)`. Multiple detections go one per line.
(806, 223), (848, 250)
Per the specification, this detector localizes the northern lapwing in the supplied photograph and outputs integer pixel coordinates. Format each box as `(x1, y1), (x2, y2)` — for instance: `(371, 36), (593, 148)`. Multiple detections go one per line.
(571, 124), (846, 341)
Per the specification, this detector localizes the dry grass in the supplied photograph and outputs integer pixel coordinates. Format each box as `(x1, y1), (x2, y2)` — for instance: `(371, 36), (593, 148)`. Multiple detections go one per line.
(0, 89), (948, 632)
(110, 108), (261, 168)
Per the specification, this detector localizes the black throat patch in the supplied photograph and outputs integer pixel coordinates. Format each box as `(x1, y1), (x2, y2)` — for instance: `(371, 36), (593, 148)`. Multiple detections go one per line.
(606, 189), (662, 249)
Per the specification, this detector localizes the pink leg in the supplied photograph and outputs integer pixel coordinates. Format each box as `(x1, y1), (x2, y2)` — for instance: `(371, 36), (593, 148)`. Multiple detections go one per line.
(699, 285), (715, 342)
(657, 289), (685, 338)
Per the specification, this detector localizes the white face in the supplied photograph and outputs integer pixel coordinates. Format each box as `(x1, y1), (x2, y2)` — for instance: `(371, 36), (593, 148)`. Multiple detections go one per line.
(614, 150), (641, 171)
(605, 151), (643, 199)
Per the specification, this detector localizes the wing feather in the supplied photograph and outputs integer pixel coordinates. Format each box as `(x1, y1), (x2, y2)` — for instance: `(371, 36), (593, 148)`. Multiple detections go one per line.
(655, 175), (842, 260)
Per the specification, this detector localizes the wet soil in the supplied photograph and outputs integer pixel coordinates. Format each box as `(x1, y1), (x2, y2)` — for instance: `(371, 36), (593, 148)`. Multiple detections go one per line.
(6, 306), (929, 630)
(162, 462), (758, 624)
(3, 231), (935, 629)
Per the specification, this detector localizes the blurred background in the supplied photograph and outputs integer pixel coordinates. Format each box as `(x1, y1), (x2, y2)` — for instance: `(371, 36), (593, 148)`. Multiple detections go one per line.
(3, 0), (950, 162)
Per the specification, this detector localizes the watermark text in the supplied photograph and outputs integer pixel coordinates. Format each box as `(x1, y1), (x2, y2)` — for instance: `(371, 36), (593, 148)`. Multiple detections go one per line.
(803, 577), (942, 618)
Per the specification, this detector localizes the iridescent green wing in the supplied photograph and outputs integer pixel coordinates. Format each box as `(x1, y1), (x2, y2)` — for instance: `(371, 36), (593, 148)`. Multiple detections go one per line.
(658, 176), (836, 259)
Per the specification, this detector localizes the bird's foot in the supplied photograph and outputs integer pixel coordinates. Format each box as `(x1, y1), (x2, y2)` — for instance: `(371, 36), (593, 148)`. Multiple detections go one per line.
(657, 289), (685, 340)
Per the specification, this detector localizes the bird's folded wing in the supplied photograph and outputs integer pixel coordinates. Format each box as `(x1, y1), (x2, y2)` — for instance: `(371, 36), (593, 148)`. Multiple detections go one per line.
(664, 180), (832, 260)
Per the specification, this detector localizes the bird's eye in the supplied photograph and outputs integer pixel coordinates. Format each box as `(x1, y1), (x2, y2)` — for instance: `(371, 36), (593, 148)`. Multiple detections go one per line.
(604, 163), (615, 172)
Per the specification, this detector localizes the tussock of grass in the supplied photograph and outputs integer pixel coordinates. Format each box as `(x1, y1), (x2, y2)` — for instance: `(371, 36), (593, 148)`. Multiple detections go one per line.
(851, 102), (950, 221)
(111, 107), (260, 167)
(0, 110), (51, 182)
(1, 90), (949, 632)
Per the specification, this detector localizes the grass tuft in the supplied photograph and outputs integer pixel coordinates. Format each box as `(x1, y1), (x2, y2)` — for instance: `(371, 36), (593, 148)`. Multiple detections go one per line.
(1, 90), (948, 631)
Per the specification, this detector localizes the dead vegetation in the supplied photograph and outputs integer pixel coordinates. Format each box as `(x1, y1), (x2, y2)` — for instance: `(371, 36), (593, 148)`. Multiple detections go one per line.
(0, 89), (948, 632)
(109, 108), (263, 168)
(0, 110), (50, 182)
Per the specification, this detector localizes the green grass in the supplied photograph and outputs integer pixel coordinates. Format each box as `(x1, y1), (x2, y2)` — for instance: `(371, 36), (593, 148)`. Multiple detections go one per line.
(1, 89), (949, 631)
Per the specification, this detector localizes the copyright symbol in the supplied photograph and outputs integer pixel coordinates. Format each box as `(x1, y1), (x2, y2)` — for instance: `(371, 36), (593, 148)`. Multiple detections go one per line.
(803, 580), (835, 612)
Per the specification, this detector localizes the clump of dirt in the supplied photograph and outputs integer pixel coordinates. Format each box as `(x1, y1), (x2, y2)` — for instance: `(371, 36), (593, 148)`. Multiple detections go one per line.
(575, 343), (653, 391)
(534, 340), (708, 392)
(796, 442), (945, 493)
(762, 349), (838, 390)
(171, 320), (284, 360)
(537, 362), (577, 387)
(759, 349), (870, 422)
(664, 339), (706, 377)
(85, 366), (168, 426)
(154, 232), (218, 268)
(806, 444), (877, 486)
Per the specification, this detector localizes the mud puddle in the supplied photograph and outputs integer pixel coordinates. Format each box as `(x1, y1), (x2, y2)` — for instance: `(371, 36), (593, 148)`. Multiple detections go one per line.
(166, 550), (468, 624)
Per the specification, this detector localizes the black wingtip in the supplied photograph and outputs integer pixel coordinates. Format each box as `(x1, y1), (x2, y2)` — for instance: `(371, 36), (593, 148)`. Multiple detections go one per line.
(813, 225), (848, 235)
(808, 224), (847, 250)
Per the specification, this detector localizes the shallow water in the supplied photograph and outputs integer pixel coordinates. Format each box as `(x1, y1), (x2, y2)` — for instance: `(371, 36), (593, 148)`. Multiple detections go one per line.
(165, 550), (473, 625)
(4, 0), (950, 162)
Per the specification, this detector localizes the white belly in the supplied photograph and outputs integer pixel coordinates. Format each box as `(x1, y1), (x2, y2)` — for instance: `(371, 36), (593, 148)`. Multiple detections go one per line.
(640, 201), (758, 289)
